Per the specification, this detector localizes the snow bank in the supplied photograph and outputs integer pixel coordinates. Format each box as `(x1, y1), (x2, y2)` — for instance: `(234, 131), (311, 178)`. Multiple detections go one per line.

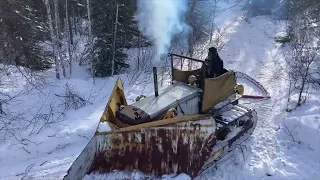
(275, 91), (320, 180)
(282, 114), (320, 153)
(279, 91), (320, 152)
(0, 60), (169, 179)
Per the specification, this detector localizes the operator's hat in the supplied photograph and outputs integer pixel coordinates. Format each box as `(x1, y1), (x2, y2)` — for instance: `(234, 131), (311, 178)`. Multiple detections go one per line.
(208, 47), (218, 55)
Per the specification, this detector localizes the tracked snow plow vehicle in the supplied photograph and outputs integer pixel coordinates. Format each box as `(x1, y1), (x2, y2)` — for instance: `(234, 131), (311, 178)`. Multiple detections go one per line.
(64, 53), (263, 180)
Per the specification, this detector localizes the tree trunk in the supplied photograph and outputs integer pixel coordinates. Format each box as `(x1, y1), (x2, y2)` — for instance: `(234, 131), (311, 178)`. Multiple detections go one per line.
(73, 2), (77, 35)
(187, 0), (196, 65)
(67, 1), (74, 45)
(209, 0), (217, 43)
(111, 4), (120, 76)
(54, 0), (66, 78)
(297, 77), (306, 107)
(137, 33), (141, 71)
(0, 101), (3, 114)
(297, 64), (310, 107)
(44, 0), (60, 79)
(87, 0), (94, 82)
(66, 0), (73, 76)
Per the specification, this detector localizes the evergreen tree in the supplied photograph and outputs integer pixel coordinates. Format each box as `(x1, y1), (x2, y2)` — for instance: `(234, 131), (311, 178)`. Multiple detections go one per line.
(0, 0), (50, 70)
(90, 0), (137, 77)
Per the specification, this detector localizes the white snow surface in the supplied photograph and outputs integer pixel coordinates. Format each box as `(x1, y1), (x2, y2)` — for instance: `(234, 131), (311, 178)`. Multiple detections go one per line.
(97, 121), (111, 132)
(1, 1), (320, 180)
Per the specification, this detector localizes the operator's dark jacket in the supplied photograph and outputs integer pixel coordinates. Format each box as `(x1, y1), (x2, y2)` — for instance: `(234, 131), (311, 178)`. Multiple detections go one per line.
(198, 47), (225, 90)
(204, 47), (224, 78)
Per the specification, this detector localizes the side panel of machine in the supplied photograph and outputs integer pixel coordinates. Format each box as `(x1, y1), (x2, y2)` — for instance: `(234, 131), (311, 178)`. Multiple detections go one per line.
(202, 71), (237, 112)
(176, 96), (200, 116)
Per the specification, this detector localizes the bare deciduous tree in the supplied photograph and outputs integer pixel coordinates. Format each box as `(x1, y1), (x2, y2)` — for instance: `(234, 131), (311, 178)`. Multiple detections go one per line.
(54, 0), (66, 78)
(283, 17), (319, 109)
(44, 0), (60, 79)
(86, 0), (94, 83)
(66, 0), (73, 76)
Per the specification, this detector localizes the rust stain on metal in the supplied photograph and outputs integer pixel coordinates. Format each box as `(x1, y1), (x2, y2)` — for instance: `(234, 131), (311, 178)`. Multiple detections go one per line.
(88, 120), (217, 178)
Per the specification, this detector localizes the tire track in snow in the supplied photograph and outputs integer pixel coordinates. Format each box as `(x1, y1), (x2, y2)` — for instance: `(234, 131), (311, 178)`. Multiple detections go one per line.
(197, 16), (288, 179)
(1, 156), (76, 180)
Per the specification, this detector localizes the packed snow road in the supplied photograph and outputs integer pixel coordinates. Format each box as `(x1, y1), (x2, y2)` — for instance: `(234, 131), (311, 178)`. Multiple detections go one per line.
(196, 15), (319, 180)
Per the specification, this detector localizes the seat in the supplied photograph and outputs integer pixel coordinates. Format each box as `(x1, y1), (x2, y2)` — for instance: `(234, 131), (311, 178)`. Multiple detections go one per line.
(172, 68), (202, 84)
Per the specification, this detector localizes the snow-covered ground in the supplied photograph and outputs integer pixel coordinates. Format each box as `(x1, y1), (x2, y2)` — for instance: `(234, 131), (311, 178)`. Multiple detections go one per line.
(1, 1), (319, 180)
(0, 63), (165, 180)
(196, 14), (320, 180)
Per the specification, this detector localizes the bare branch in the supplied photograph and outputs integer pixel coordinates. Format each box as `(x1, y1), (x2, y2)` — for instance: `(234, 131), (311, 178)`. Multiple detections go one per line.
(282, 119), (296, 142)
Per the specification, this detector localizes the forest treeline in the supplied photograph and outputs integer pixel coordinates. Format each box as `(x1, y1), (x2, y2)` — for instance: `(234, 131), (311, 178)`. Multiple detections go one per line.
(0, 0), (319, 84)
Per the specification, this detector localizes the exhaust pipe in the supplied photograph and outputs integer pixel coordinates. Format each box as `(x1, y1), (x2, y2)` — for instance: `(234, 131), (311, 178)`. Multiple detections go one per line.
(153, 67), (159, 97)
